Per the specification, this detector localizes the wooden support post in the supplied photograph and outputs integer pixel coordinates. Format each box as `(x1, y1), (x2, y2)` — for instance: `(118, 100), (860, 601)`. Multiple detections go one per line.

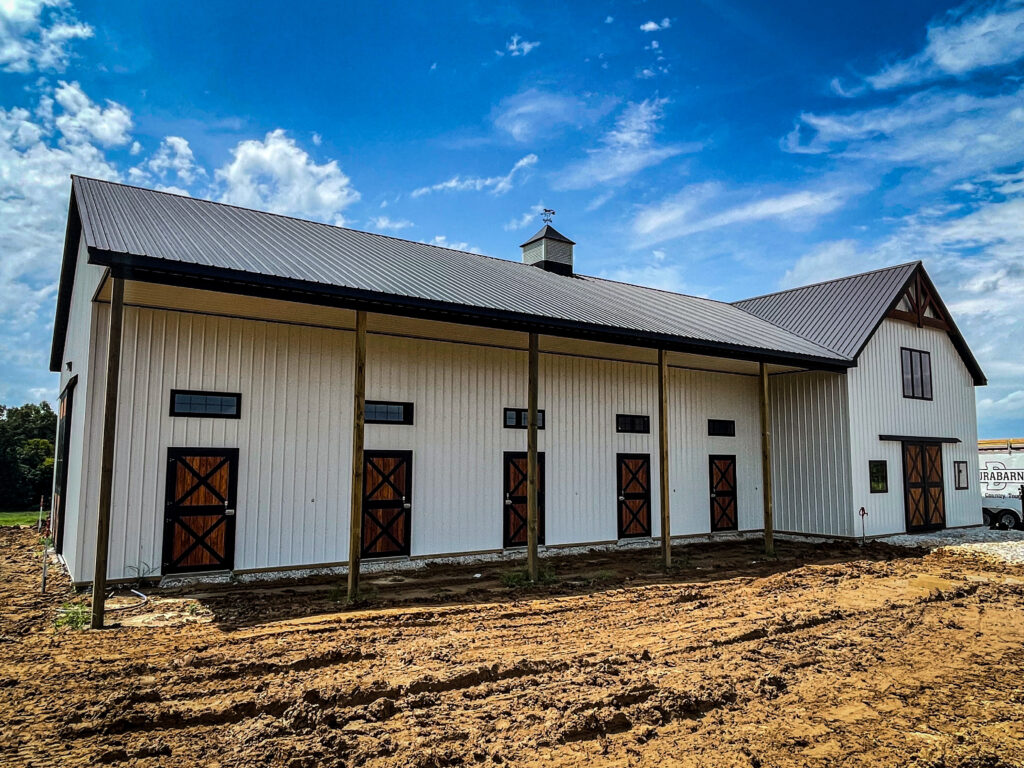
(759, 362), (775, 557)
(90, 276), (124, 630)
(526, 333), (540, 582)
(658, 349), (671, 570)
(346, 311), (367, 602)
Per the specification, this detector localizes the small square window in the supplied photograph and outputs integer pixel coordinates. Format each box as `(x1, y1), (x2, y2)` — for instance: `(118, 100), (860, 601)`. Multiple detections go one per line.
(869, 460), (888, 493)
(708, 419), (736, 437)
(954, 461), (969, 490)
(169, 390), (241, 418)
(365, 401), (414, 425)
(616, 414), (650, 433)
(503, 408), (544, 429)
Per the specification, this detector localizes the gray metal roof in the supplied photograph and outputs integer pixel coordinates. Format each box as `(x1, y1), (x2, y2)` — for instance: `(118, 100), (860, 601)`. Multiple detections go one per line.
(735, 262), (986, 385)
(67, 177), (844, 365)
(733, 263), (919, 358)
(521, 224), (575, 247)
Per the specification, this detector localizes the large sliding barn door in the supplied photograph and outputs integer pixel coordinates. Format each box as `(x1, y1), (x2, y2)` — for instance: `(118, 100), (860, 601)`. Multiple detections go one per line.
(163, 448), (238, 573)
(617, 454), (651, 539)
(503, 452), (545, 548)
(362, 451), (412, 558)
(903, 442), (946, 532)
(709, 455), (738, 532)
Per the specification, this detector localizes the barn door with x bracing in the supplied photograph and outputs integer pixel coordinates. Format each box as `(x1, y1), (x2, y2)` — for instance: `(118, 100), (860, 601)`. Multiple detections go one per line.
(503, 452), (545, 548)
(709, 455), (738, 532)
(617, 454), (651, 539)
(903, 441), (946, 532)
(362, 451), (412, 558)
(163, 448), (238, 574)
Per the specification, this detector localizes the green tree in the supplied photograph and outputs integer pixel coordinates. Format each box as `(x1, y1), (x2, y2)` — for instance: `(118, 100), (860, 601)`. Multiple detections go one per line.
(0, 402), (57, 510)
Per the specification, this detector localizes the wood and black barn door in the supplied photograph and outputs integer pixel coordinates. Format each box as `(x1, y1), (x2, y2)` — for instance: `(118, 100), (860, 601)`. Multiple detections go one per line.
(362, 451), (412, 558)
(709, 455), (738, 532)
(51, 377), (76, 555)
(617, 454), (651, 539)
(503, 452), (545, 548)
(163, 448), (238, 574)
(903, 442), (946, 532)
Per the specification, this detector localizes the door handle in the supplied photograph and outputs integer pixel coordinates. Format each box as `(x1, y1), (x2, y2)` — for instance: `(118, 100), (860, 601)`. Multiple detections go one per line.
(505, 499), (513, 506)
(618, 496), (625, 501)
(402, 503), (411, 510)
(224, 508), (236, 517)
(710, 493), (717, 498)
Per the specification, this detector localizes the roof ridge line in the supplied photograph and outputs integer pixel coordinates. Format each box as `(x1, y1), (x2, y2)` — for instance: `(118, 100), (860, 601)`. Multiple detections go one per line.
(733, 260), (922, 305)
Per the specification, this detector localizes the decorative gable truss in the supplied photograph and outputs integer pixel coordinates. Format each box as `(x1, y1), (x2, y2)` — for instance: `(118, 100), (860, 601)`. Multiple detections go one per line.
(886, 269), (951, 332)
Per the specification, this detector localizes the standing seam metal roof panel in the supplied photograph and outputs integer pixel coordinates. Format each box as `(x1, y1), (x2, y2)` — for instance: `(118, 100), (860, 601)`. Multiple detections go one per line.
(732, 263), (920, 358)
(71, 177), (845, 361)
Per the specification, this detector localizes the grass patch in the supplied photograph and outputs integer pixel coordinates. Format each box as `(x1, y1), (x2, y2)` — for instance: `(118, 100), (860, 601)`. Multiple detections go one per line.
(0, 510), (47, 527)
(500, 565), (558, 588)
(54, 602), (90, 630)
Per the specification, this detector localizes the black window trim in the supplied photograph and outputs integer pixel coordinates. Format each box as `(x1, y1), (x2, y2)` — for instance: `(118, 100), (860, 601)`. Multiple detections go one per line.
(901, 347), (933, 401)
(504, 407), (545, 430)
(708, 419), (736, 437)
(365, 400), (415, 425)
(169, 389), (242, 419)
(616, 413), (650, 434)
(869, 459), (888, 494)
(954, 460), (969, 490)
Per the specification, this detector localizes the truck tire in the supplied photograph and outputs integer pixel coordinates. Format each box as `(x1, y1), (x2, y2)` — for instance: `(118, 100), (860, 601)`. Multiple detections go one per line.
(983, 509), (994, 527)
(998, 510), (1020, 530)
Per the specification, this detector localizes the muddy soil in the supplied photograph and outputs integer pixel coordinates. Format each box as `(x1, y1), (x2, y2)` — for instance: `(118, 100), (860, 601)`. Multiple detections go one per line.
(2, 526), (1024, 767)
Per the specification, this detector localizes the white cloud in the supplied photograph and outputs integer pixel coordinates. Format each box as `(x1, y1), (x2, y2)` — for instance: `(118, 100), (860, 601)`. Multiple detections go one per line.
(633, 182), (851, 245)
(503, 203), (546, 231)
(136, 135), (204, 186)
(411, 154), (538, 197)
(605, 15), (614, 24)
(498, 34), (540, 57)
(556, 99), (699, 190)
(784, 86), (1024, 188)
(369, 215), (413, 231)
(867, 1), (1024, 90)
(492, 89), (594, 143)
(215, 129), (360, 225)
(640, 18), (671, 32)
(0, 0), (92, 73)
(424, 234), (481, 253)
(586, 190), (614, 211)
(599, 253), (689, 294)
(53, 80), (132, 146)
(0, 84), (121, 403)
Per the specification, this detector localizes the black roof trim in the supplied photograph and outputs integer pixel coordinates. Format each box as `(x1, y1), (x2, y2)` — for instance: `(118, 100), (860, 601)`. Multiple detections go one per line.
(48, 192), (83, 372)
(879, 434), (962, 444)
(94, 249), (851, 372)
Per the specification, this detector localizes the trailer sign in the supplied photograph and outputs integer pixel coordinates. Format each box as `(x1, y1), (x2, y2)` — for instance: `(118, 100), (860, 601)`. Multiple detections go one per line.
(980, 461), (1024, 492)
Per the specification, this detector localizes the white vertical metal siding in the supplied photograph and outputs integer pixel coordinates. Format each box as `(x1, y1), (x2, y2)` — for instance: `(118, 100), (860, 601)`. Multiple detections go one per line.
(768, 372), (854, 537)
(74, 302), (775, 582)
(847, 319), (981, 535)
(667, 369), (764, 535)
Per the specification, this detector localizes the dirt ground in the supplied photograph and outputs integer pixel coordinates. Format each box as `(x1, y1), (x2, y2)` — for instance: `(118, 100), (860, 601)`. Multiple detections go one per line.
(2, 527), (1024, 768)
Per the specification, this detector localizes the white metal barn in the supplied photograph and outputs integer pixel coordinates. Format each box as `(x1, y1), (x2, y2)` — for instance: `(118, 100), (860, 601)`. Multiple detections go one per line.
(49, 177), (986, 589)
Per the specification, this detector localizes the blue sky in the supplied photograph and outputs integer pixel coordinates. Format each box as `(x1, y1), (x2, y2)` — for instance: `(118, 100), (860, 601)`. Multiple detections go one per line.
(1, 0), (1023, 437)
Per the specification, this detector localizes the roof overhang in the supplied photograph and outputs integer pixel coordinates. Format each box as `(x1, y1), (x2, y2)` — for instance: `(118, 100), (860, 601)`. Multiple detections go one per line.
(81, 247), (851, 373)
(48, 193), (83, 372)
